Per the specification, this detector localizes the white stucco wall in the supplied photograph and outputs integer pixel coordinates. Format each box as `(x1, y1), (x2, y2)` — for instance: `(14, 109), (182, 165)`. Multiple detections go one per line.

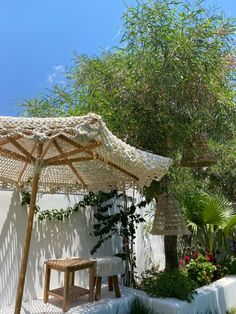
(0, 190), (164, 308)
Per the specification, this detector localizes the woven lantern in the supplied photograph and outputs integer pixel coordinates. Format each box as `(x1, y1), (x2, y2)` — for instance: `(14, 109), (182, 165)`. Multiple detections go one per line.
(150, 193), (188, 236)
(180, 133), (217, 167)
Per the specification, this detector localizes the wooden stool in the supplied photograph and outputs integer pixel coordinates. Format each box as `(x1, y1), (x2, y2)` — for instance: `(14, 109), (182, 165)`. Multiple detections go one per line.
(43, 257), (96, 312)
(93, 256), (124, 301)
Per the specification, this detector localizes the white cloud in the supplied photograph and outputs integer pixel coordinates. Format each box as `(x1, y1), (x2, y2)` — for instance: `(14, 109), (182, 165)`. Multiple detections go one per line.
(47, 65), (66, 87)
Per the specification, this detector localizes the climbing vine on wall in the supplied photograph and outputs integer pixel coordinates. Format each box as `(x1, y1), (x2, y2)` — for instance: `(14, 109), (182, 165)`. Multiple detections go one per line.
(84, 190), (147, 287)
(20, 188), (86, 221)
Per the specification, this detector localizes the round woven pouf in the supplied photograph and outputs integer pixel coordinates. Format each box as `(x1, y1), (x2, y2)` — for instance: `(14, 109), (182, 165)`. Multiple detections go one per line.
(94, 256), (124, 301)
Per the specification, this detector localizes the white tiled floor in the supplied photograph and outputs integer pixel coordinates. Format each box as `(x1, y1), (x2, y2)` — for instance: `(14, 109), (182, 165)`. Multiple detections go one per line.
(0, 286), (135, 314)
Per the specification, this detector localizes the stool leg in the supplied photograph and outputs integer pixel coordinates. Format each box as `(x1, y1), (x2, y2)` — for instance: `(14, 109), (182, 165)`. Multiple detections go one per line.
(113, 275), (121, 298)
(70, 271), (75, 286)
(89, 265), (95, 302)
(95, 276), (102, 301)
(43, 265), (51, 303)
(93, 276), (97, 288)
(63, 270), (70, 312)
(108, 276), (113, 291)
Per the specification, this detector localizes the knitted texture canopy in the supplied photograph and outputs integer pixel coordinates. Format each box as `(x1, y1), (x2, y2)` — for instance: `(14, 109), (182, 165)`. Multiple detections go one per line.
(0, 113), (172, 192)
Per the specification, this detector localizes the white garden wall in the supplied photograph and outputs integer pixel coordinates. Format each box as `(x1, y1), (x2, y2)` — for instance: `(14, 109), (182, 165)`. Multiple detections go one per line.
(0, 190), (164, 308)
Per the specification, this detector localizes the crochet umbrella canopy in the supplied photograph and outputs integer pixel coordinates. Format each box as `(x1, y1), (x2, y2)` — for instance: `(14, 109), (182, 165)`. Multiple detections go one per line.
(0, 113), (172, 313)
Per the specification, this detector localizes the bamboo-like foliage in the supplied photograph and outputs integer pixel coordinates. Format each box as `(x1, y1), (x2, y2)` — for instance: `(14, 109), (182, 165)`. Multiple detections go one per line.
(21, 1), (235, 157)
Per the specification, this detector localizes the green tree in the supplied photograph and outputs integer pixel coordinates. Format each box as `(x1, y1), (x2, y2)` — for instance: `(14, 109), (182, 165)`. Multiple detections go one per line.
(21, 0), (236, 268)
(23, 1), (236, 150)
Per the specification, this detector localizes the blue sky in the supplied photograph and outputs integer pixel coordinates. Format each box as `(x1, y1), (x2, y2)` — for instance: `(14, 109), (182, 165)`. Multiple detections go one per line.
(0, 0), (235, 116)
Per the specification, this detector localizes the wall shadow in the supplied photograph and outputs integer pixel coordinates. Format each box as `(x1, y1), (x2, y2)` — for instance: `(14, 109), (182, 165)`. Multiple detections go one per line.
(0, 190), (25, 308)
(0, 191), (117, 308)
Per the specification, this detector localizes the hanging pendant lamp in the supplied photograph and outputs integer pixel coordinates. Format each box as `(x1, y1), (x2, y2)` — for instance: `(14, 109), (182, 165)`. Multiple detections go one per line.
(180, 133), (217, 167)
(150, 193), (188, 236)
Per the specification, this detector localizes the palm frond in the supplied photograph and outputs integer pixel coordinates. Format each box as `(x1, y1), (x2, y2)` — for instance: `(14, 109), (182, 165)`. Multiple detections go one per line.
(202, 193), (233, 226)
(225, 215), (236, 230)
(182, 191), (234, 254)
(203, 197), (226, 226)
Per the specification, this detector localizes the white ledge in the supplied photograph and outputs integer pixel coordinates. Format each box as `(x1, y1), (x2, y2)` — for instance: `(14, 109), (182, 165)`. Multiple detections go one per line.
(140, 275), (236, 314)
(1, 277), (236, 313)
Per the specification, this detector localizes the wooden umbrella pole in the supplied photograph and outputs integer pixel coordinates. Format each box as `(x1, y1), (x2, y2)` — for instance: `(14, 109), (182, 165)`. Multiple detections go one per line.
(14, 162), (42, 314)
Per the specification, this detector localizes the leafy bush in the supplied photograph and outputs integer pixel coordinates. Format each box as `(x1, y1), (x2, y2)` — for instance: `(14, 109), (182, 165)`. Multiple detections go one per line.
(129, 297), (155, 314)
(180, 252), (236, 283)
(229, 259), (236, 275)
(141, 269), (197, 302)
(185, 255), (217, 286)
(220, 256), (236, 276)
(227, 308), (236, 314)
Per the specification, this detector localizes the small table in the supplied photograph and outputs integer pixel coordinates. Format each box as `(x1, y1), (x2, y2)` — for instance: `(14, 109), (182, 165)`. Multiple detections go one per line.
(43, 257), (96, 312)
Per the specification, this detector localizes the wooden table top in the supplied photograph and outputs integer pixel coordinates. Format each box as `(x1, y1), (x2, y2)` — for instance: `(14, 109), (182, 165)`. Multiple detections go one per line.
(45, 257), (96, 271)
